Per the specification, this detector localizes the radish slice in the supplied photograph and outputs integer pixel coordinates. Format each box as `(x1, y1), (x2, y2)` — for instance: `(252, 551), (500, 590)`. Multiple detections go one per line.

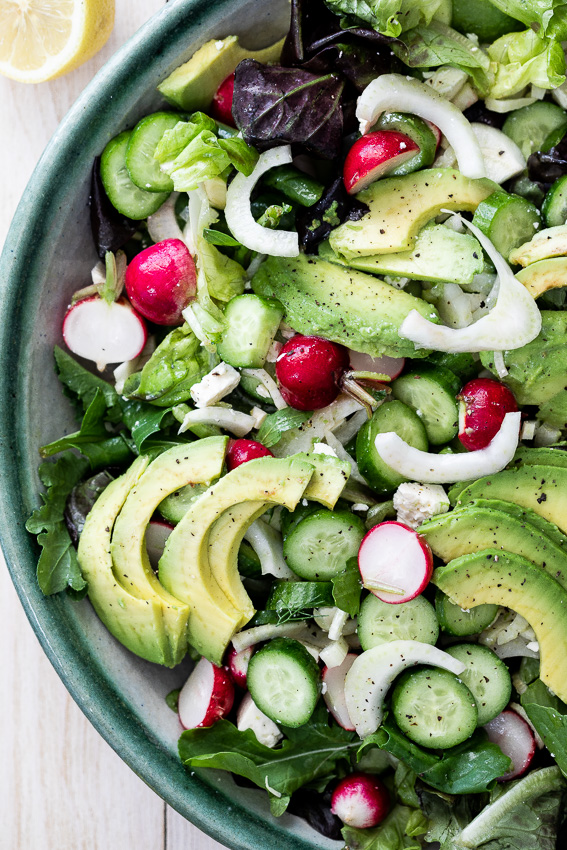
(373, 410), (521, 484)
(348, 350), (405, 380)
(331, 773), (390, 828)
(484, 709), (536, 781)
(178, 657), (235, 729)
(356, 74), (486, 179)
(145, 520), (173, 571)
(345, 640), (465, 738)
(237, 692), (283, 748)
(400, 215), (542, 352)
(358, 521), (433, 603)
(225, 146), (299, 257)
(227, 645), (254, 688)
(62, 296), (147, 371)
(323, 653), (357, 730)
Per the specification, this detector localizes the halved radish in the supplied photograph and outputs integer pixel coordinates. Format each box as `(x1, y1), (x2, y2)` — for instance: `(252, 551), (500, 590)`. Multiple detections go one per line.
(343, 131), (420, 194)
(484, 709), (536, 781)
(125, 238), (197, 326)
(458, 378), (518, 451)
(358, 521), (433, 603)
(227, 645), (254, 688)
(348, 350), (405, 381)
(323, 653), (357, 731)
(178, 657), (235, 729)
(62, 296), (147, 370)
(331, 773), (390, 828)
(145, 519), (173, 571)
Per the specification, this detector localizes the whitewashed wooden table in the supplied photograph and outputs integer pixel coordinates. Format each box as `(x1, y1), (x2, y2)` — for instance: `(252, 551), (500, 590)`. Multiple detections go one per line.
(0, 2), (227, 847)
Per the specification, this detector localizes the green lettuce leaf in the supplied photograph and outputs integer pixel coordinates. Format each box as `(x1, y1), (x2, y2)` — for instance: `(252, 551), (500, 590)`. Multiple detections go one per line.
(485, 0), (567, 38)
(488, 27), (566, 98)
(524, 704), (567, 776)
(256, 407), (313, 447)
(323, 0), (445, 37)
(342, 805), (428, 850)
(54, 345), (121, 422)
(421, 787), (485, 848)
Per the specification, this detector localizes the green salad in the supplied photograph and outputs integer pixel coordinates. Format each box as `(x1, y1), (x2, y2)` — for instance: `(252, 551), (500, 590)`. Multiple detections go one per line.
(27, 0), (567, 846)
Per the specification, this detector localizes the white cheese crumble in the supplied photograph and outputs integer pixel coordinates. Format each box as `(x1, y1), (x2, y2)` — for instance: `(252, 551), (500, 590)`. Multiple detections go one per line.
(190, 361), (240, 408)
(265, 340), (283, 363)
(250, 406), (267, 429)
(393, 482), (450, 529)
(312, 442), (338, 457)
(237, 693), (282, 748)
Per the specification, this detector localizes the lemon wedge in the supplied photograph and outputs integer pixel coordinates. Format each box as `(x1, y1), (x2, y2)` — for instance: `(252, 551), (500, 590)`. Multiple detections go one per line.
(0, 0), (114, 83)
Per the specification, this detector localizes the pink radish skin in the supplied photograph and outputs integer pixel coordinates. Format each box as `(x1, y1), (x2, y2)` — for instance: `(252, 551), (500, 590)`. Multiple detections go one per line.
(211, 72), (236, 126)
(323, 653), (357, 731)
(62, 296), (147, 369)
(226, 439), (274, 471)
(343, 131), (420, 195)
(145, 520), (174, 571)
(331, 773), (390, 828)
(358, 521), (433, 604)
(227, 645), (254, 688)
(458, 378), (518, 451)
(125, 238), (197, 326)
(178, 657), (235, 729)
(276, 335), (350, 411)
(484, 709), (536, 781)
(348, 350), (405, 381)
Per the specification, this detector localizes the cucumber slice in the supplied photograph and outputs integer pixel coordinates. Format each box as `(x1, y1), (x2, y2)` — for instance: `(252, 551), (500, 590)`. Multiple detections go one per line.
(375, 112), (437, 176)
(542, 175), (567, 228)
(392, 364), (460, 445)
(280, 501), (321, 539)
(100, 131), (170, 219)
(445, 644), (512, 725)
(452, 0), (523, 41)
(392, 666), (478, 748)
(283, 509), (365, 580)
(358, 593), (439, 650)
(217, 294), (284, 368)
(247, 637), (321, 727)
(237, 540), (262, 578)
(263, 164), (324, 207)
(503, 102), (567, 159)
(472, 191), (542, 261)
(158, 482), (210, 524)
(126, 111), (181, 193)
(356, 400), (429, 496)
(435, 588), (498, 636)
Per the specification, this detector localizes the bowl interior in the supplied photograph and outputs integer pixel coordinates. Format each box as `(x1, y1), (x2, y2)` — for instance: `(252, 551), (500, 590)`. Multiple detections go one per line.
(0, 1), (340, 847)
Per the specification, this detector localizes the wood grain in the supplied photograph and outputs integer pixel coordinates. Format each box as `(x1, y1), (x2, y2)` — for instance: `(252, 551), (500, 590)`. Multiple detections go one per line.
(0, 2), (227, 847)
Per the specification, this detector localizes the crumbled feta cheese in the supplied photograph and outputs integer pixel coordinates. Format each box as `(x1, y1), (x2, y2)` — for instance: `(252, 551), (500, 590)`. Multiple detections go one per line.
(265, 340), (283, 363)
(91, 261), (106, 285)
(521, 420), (537, 441)
(250, 406), (267, 429)
(237, 693), (282, 748)
(526, 641), (540, 653)
(352, 503), (369, 512)
(279, 322), (296, 339)
(393, 482), (450, 529)
(190, 362), (240, 408)
(312, 442), (338, 457)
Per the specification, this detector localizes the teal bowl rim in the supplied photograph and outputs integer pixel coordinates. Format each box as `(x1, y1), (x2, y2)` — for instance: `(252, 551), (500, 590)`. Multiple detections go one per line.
(0, 2), (324, 847)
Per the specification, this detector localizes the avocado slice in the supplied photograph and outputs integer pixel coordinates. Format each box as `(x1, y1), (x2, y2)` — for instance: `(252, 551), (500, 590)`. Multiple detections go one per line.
(157, 35), (285, 112)
(78, 456), (173, 667)
(516, 257), (567, 298)
(252, 254), (439, 359)
(328, 168), (496, 260)
(509, 224), (567, 267)
(453, 464), (567, 534)
(421, 500), (567, 590)
(159, 456), (315, 663)
(538, 390), (567, 430)
(433, 549), (567, 703)
(110, 438), (228, 665)
(513, 447), (567, 470)
(296, 453), (350, 509)
(320, 223), (484, 284)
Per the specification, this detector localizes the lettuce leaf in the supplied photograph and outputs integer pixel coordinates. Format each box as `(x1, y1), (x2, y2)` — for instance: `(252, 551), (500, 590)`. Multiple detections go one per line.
(323, 0), (445, 37)
(342, 805), (428, 850)
(524, 704), (567, 776)
(485, 0), (567, 38)
(256, 407), (313, 447)
(488, 27), (566, 98)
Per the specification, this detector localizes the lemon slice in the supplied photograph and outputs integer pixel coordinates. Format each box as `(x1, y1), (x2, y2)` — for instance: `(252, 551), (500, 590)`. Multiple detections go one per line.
(0, 0), (115, 83)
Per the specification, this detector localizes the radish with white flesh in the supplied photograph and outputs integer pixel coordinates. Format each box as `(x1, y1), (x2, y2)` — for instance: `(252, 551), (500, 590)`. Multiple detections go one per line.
(345, 640), (466, 738)
(125, 238), (197, 326)
(399, 215), (541, 352)
(348, 350), (405, 381)
(62, 296), (147, 371)
(331, 773), (390, 828)
(484, 709), (536, 781)
(458, 378), (518, 451)
(373, 410), (521, 484)
(343, 131), (420, 194)
(356, 74), (486, 179)
(236, 692), (282, 748)
(145, 520), (173, 571)
(358, 521), (433, 603)
(323, 653), (357, 730)
(178, 657), (235, 729)
(227, 645), (254, 688)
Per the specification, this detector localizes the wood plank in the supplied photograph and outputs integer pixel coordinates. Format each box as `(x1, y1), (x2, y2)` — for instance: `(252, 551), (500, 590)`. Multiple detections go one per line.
(167, 807), (230, 849)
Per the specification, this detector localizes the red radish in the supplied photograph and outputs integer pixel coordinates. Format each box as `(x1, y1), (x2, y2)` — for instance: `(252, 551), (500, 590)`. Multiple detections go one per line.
(323, 653), (357, 731)
(358, 521), (433, 604)
(276, 335), (350, 411)
(458, 378), (518, 451)
(211, 72), (235, 126)
(227, 645), (254, 687)
(125, 238), (197, 326)
(226, 439), (273, 471)
(348, 350), (405, 381)
(343, 131), (420, 195)
(145, 519), (173, 570)
(178, 657), (235, 729)
(484, 709), (536, 781)
(62, 296), (147, 369)
(331, 773), (390, 828)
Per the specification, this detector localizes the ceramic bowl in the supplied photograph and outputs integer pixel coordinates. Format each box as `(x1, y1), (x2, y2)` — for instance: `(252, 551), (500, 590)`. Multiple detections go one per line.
(0, 1), (340, 846)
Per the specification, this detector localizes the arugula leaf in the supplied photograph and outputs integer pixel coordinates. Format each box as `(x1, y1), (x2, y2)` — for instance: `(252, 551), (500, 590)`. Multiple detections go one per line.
(331, 556), (362, 616)
(26, 452), (89, 595)
(257, 407), (313, 447)
(420, 788), (486, 848)
(524, 704), (567, 775)
(203, 228), (242, 247)
(178, 705), (357, 802)
(342, 805), (428, 850)
(118, 399), (176, 454)
(521, 678), (567, 713)
(54, 345), (121, 422)
(323, 0), (444, 37)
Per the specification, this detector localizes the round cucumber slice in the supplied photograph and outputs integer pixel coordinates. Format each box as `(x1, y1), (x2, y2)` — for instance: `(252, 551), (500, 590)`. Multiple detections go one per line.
(452, 0), (523, 41)
(217, 294), (284, 368)
(283, 509), (365, 580)
(503, 102), (567, 159)
(392, 666), (478, 748)
(445, 644), (512, 725)
(126, 111), (182, 193)
(472, 191), (542, 262)
(158, 482), (210, 524)
(100, 131), (170, 219)
(542, 175), (567, 228)
(358, 593), (439, 650)
(392, 364), (460, 445)
(435, 588), (499, 636)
